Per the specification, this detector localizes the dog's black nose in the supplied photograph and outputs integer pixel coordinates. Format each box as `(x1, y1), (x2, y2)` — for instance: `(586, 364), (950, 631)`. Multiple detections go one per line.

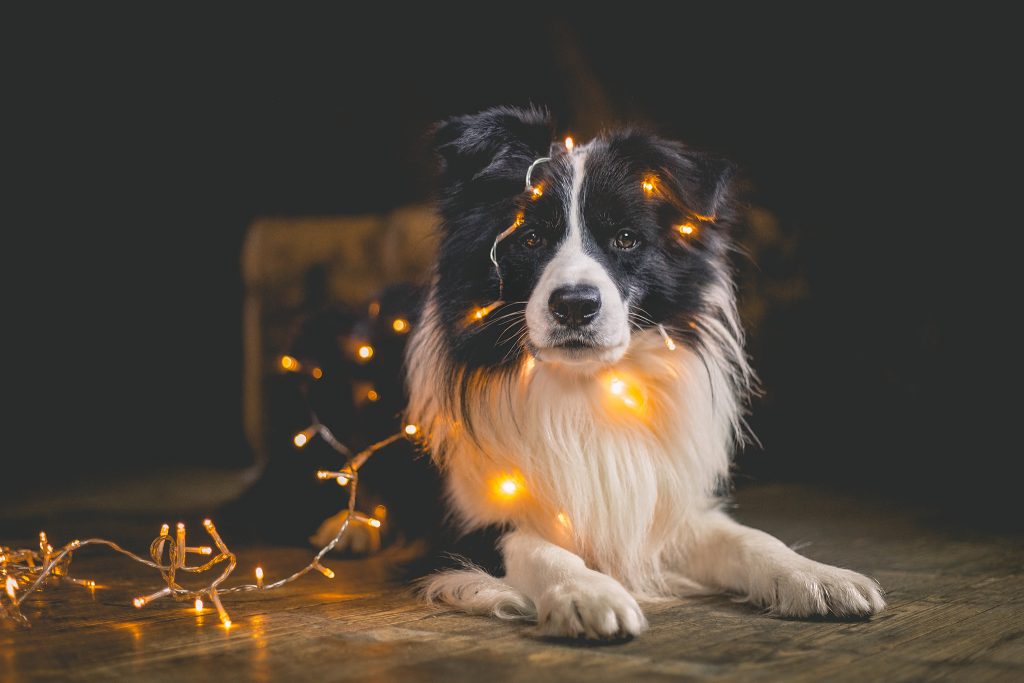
(548, 285), (601, 327)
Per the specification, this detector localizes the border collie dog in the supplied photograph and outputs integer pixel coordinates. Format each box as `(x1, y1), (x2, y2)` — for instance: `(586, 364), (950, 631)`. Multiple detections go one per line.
(406, 106), (884, 639)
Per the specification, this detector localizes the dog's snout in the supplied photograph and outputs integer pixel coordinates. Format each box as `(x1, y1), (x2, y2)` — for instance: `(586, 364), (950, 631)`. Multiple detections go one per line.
(548, 285), (601, 327)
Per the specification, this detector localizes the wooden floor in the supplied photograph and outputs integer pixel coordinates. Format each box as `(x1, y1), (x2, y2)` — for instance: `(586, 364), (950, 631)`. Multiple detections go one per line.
(3, 483), (1022, 682)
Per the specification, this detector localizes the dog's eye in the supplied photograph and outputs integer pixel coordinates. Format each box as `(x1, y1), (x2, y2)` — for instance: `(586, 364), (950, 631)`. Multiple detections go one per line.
(614, 229), (641, 250)
(521, 230), (544, 249)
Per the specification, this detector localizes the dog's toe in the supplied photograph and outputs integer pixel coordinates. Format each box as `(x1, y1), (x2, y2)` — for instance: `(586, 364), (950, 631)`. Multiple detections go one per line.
(536, 571), (648, 639)
(769, 561), (886, 618)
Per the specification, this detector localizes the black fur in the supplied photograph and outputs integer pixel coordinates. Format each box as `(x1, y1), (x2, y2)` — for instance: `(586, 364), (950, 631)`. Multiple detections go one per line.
(431, 106), (738, 373)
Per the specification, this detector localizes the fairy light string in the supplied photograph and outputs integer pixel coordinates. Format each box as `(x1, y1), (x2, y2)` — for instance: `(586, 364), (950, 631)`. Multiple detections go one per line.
(2, 320), (419, 628)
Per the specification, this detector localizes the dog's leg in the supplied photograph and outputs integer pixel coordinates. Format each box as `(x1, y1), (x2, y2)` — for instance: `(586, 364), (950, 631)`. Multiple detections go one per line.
(680, 509), (885, 618)
(501, 529), (648, 638)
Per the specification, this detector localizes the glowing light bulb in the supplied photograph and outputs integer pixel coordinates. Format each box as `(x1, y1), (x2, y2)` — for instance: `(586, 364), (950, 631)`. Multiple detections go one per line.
(315, 564), (335, 579)
(641, 176), (657, 195)
(499, 479), (518, 496)
(677, 223), (695, 236)
(222, 619), (232, 629)
(658, 324), (677, 351)
(159, 523), (169, 536)
(6, 576), (17, 599)
(133, 597), (145, 608)
(404, 424), (419, 436)
(557, 512), (571, 528)
(195, 598), (203, 613)
(280, 355), (299, 371)
(357, 344), (374, 360)
(197, 546), (212, 555)
(311, 367), (323, 380)
(255, 566), (264, 589)
(530, 184), (543, 199)
(470, 301), (502, 322)
(366, 389), (379, 402)
(391, 318), (409, 333)
(293, 425), (317, 448)
(564, 136), (574, 152)
(367, 518), (382, 528)
(605, 374), (646, 412)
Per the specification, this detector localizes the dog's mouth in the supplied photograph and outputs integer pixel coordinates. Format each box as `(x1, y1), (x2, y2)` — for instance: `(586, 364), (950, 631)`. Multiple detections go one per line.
(532, 336), (629, 368)
(553, 339), (595, 350)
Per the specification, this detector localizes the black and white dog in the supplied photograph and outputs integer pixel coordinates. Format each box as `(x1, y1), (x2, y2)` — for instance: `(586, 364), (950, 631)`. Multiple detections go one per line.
(405, 106), (884, 639)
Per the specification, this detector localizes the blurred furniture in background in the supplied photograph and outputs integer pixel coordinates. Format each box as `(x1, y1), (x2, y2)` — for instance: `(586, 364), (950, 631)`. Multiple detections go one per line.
(241, 207), (438, 465)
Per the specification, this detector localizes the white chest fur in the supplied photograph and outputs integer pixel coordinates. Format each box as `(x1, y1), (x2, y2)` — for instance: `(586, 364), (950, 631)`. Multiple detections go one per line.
(406, 294), (747, 595)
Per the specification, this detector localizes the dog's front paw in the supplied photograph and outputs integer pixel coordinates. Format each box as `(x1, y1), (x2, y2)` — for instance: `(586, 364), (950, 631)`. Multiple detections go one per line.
(765, 559), (886, 618)
(536, 570), (648, 639)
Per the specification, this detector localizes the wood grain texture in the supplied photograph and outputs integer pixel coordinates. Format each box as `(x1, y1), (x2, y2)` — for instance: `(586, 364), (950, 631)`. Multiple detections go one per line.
(3, 484), (1022, 683)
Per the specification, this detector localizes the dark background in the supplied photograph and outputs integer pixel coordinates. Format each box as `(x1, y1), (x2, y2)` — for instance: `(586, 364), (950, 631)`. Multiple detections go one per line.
(4, 11), (1012, 528)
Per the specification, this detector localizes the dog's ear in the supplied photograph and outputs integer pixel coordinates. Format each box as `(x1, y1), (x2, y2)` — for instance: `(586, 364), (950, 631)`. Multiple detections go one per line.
(433, 106), (554, 192)
(609, 131), (737, 224)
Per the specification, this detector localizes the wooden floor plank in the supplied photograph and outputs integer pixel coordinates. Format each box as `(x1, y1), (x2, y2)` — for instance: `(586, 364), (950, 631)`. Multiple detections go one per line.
(3, 483), (1022, 682)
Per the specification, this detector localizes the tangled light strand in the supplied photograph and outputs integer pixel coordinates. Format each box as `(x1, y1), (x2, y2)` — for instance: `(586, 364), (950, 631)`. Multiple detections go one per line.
(1, 363), (416, 629)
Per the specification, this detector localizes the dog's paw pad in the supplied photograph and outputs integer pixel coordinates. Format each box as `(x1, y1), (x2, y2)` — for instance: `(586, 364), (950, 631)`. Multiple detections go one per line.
(536, 571), (648, 639)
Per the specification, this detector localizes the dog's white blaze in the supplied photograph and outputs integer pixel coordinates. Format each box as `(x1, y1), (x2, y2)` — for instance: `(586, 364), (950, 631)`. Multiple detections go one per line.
(525, 144), (631, 362)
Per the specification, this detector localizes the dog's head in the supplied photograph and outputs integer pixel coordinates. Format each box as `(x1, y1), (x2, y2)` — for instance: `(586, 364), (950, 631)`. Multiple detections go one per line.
(430, 106), (737, 373)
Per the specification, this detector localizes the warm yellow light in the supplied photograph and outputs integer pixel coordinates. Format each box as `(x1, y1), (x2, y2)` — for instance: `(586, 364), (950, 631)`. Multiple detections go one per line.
(499, 479), (518, 496)
(198, 546), (212, 555)
(84, 580), (96, 588)
(280, 355), (299, 371)
(471, 300), (502, 322)
(404, 424), (419, 436)
(678, 223), (696, 236)
(366, 389), (379, 402)
(6, 576), (17, 599)
(391, 318), (409, 333)
(357, 344), (374, 360)
(605, 374), (646, 413)
(159, 523), (169, 536)
(202, 519), (213, 529)
(530, 184), (543, 199)
(557, 512), (571, 528)
(367, 518), (382, 528)
(255, 566), (264, 588)
(311, 367), (323, 380)
(195, 598), (203, 613)
(132, 597), (145, 608)
(664, 337), (677, 351)
(222, 619), (232, 629)
(293, 425), (317, 448)
(694, 213), (716, 222)
(564, 136), (574, 152)
(316, 564), (335, 579)
(641, 176), (657, 195)
(373, 504), (387, 520)
(336, 475), (350, 486)
(523, 356), (536, 374)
